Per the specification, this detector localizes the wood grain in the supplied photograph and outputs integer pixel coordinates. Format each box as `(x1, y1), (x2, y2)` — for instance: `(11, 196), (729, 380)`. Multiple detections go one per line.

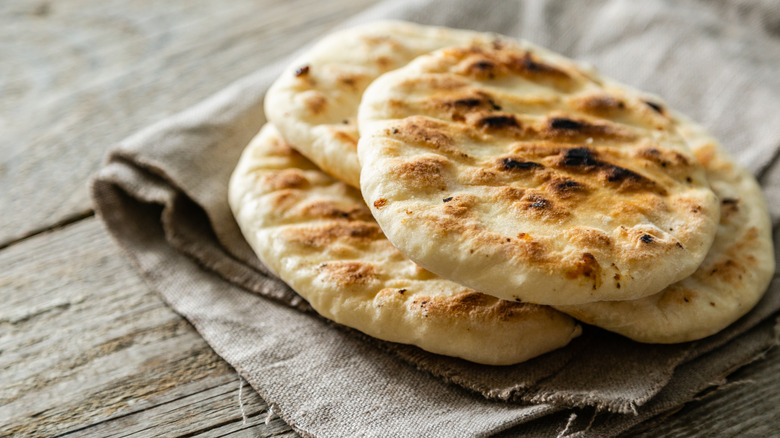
(1, 220), (778, 437)
(0, 0), (379, 247)
(0, 218), (296, 437)
(627, 344), (780, 437)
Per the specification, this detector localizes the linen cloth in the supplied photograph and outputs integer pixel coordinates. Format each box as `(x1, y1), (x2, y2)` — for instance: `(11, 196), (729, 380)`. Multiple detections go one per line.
(91, 0), (780, 436)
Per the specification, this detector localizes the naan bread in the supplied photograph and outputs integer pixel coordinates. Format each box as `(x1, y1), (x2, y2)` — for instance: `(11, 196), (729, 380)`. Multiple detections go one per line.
(358, 40), (720, 306)
(229, 124), (581, 365)
(264, 21), (487, 187)
(556, 122), (775, 343)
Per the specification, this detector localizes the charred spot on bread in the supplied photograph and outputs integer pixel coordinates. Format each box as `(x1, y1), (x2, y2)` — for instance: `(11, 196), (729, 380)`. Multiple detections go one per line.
(501, 157), (543, 171)
(475, 114), (520, 130)
(294, 65), (310, 76)
(644, 100), (664, 114)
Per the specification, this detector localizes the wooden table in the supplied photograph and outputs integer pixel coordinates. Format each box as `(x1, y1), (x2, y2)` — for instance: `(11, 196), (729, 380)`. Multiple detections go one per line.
(2, 1), (778, 436)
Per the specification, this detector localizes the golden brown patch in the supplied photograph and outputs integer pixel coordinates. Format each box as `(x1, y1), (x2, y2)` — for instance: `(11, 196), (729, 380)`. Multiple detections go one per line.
(318, 261), (377, 287)
(267, 136), (301, 158)
(449, 45), (578, 91)
(571, 94), (626, 115)
(375, 55), (392, 68)
(421, 291), (546, 321)
(636, 147), (692, 169)
(706, 259), (746, 284)
(332, 130), (358, 148)
(545, 177), (589, 200)
(399, 74), (470, 94)
(720, 197), (741, 220)
(568, 227), (613, 249)
(428, 90), (503, 121)
(390, 155), (451, 191)
(514, 191), (570, 222)
(460, 166), (500, 185)
(304, 92), (327, 115)
(394, 116), (456, 151)
(565, 252), (602, 289)
(692, 226), (759, 286)
(373, 198), (388, 209)
(262, 169), (310, 190)
(507, 236), (549, 264)
(507, 51), (574, 88)
(491, 186), (526, 202)
(540, 116), (635, 142)
(269, 189), (302, 209)
(361, 35), (403, 51)
(282, 222), (382, 249)
(300, 200), (372, 221)
(441, 194), (477, 217)
(337, 73), (363, 89)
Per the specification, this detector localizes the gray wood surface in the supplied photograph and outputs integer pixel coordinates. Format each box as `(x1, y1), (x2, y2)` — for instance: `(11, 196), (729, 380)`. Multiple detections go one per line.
(0, 219), (293, 437)
(0, 0), (377, 246)
(2, 0), (779, 437)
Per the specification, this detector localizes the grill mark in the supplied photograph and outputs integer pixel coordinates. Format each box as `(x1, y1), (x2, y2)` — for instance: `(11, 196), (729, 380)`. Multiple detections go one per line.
(501, 158), (543, 171)
(562, 147), (599, 167)
(555, 147), (662, 193)
(263, 169), (310, 190)
(544, 116), (631, 141)
(283, 222), (383, 249)
(644, 100), (664, 114)
(318, 261), (377, 287)
(391, 155), (451, 191)
(300, 201), (371, 221)
(510, 51), (572, 82)
(476, 114), (520, 130)
(604, 165), (646, 184)
(294, 65), (310, 77)
(395, 118), (455, 151)
(547, 178), (588, 199)
(574, 95), (626, 114)
(550, 117), (584, 131)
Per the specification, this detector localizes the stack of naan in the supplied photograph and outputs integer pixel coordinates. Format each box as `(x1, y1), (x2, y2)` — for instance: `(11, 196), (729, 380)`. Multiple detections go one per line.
(229, 21), (775, 365)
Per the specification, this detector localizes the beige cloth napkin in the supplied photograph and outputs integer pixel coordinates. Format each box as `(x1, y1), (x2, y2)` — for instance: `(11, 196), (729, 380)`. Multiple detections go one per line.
(91, 0), (780, 436)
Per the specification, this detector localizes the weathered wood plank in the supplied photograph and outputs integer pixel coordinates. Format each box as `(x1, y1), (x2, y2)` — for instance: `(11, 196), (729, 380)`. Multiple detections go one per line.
(62, 380), (295, 438)
(627, 342), (780, 438)
(0, 218), (295, 437)
(0, 0), (379, 246)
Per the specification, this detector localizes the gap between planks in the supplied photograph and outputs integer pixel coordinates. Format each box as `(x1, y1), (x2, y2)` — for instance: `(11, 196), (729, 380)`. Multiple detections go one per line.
(0, 208), (94, 251)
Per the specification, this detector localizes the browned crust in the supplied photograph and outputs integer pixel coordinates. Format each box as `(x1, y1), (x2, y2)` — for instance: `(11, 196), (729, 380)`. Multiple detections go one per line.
(317, 261), (378, 287)
(282, 222), (383, 249)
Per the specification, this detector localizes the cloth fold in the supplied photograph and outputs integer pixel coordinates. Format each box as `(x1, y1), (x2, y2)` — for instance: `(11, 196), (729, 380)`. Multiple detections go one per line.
(91, 0), (780, 436)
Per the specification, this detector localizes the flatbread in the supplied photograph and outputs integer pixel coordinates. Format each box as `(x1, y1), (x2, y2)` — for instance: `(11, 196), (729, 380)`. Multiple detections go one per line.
(358, 40), (720, 306)
(556, 122), (775, 343)
(264, 21), (487, 187)
(228, 124), (581, 365)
